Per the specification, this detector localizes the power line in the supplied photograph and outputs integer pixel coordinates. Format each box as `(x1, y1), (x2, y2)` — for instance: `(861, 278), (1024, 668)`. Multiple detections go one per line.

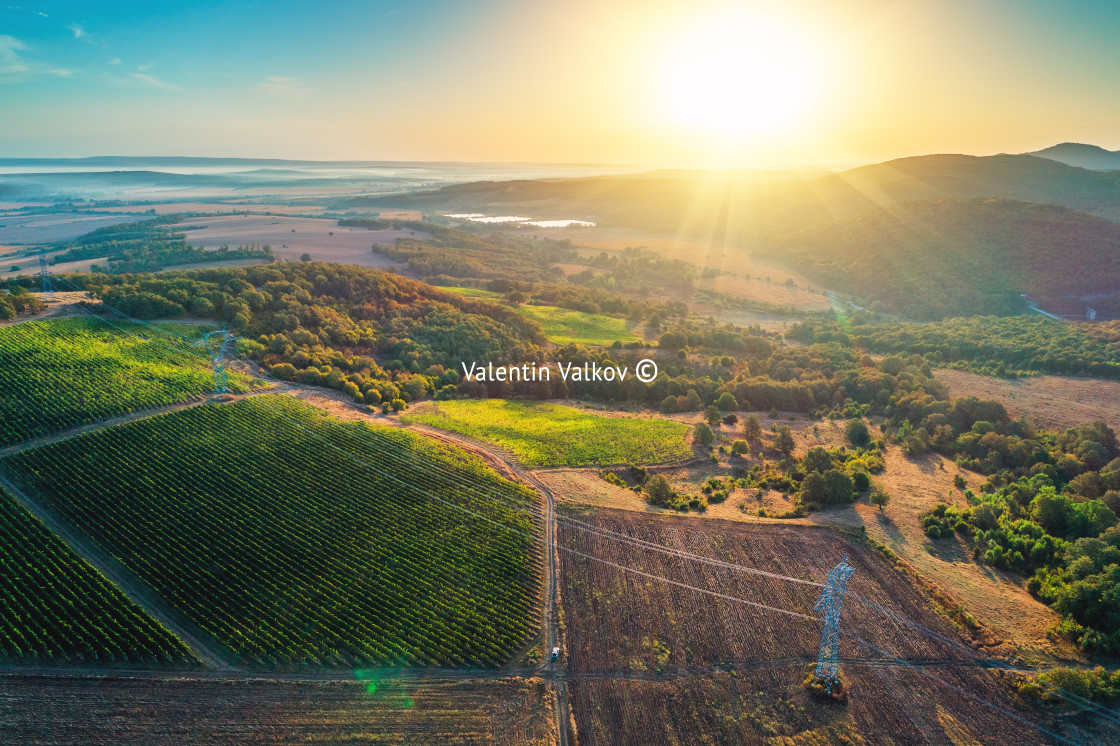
(26, 281), (1103, 742)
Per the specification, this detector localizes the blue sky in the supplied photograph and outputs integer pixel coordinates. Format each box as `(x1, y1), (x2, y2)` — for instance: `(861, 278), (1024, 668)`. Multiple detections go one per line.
(2, 1), (1119, 165)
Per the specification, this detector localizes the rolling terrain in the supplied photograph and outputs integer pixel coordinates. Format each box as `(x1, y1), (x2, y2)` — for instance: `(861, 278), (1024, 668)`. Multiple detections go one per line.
(777, 198), (1120, 318)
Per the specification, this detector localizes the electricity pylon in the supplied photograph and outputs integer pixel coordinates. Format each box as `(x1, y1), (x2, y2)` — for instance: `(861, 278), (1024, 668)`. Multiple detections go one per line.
(813, 554), (856, 693)
(38, 248), (54, 299)
(195, 328), (237, 394)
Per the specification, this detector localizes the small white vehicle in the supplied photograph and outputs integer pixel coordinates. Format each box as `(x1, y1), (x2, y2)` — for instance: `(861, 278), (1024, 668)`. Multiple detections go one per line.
(550, 647), (560, 662)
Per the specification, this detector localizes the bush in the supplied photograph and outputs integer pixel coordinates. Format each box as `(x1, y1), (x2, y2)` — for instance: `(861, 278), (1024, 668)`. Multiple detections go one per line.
(694, 422), (715, 448)
(390, 398), (407, 412)
(643, 474), (674, 506)
(659, 396), (680, 414)
(381, 402), (390, 414)
(851, 470), (871, 492)
(731, 440), (750, 456)
(844, 418), (871, 447)
(716, 393), (739, 411)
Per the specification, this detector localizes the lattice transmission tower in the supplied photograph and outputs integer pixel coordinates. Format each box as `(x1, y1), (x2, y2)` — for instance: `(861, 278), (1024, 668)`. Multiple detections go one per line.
(813, 554), (856, 692)
(38, 248), (54, 299)
(195, 328), (237, 394)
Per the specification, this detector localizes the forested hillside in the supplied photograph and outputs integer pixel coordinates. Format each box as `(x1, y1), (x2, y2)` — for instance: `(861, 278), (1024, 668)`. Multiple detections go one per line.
(776, 199), (1120, 319)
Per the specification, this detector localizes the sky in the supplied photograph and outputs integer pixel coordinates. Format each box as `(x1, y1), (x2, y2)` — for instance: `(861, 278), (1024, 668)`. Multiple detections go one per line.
(1, 0), (1119, 168)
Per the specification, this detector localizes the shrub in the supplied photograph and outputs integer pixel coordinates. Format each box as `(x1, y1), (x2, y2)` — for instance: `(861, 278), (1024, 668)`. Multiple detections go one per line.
(716, 393), (739, 411)
(659, 396), (680, 414)
(390, 398), (407, 412)
(694, 422), (715, 448)
(844, 418), (871, 447)
(731, 440), (750, 456)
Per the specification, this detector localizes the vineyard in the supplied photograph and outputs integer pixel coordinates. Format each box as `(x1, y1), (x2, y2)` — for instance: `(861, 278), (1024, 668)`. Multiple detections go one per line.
(403, 400), (693, 467)
(0, 317), (239, 448)
(0, 487), (195, 666)
(558, 506), (1066, 745)
(3, 395), (543, 669)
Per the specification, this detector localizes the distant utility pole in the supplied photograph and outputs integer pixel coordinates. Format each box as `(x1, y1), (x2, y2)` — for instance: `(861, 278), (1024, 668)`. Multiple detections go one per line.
(813, 555), (856, 693)
(38, 248), (54, 299)
(195, 328), (237, 394)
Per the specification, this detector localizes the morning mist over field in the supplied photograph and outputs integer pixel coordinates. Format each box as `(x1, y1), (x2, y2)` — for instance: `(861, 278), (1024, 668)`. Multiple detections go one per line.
(3, 2), (1120, 746)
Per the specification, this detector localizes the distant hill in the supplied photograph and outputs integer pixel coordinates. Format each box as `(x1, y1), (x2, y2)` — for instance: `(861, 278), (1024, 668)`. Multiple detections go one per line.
(775, 198), (1120, 319)
(1027, 143), (1120, 171)
(358, 153), (1120, 238)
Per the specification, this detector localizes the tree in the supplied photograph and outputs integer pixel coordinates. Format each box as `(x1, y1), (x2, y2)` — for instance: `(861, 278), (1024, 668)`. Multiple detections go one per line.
(723, 414), (739, 426)
(731, 440), (749, 457)
(300, 253), (312, 262)
(390, 398), (407, 412)
(802, 446), (832, 474)
(844, 418), (871, 447)
(824, 469), (856, 504)
(644, 474), (674, 506)
(775, 425), (795, 457)
(684, 389), (703, 411)
(659, 396), (680, 414)
(716, 393), (739, 411)
(744, 415), (762, 443)
(694, 422), (715, 448)
(870, 489), (891, 512)
(704, 406), (721, 427)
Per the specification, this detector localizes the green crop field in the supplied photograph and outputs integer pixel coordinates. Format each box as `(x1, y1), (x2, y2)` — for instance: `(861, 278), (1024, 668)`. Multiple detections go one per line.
(516, 305), (640, 346)
(403, 400), (693, 467)
(0, 317), (250, 448)
(440, 286), (503, 299)
(3, 395), (541, 669)
(0, 486), (194, 666)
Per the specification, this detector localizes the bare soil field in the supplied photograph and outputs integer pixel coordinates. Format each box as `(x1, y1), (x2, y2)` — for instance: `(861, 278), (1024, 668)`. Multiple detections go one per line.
(936, 368), (1120, 432)
(0, 212), (142, 245)
(558, 507), (1095, 745)
(538, 409), (1076, 664)
(0, 674), (557, 745)
(176, 215), (422, 268)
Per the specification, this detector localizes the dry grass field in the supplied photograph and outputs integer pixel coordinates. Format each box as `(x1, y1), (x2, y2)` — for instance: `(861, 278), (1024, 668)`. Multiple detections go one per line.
(175, 215), (423, 268)
(936, 368), (1120, 433)
(0, 212), (142, 245)
(840, 448), (1078, 664)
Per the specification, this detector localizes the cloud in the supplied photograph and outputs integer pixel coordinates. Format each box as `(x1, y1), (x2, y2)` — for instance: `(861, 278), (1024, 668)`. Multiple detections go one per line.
(108, 57), (120, 65)
(67, 23), (84, 39)
(0, 34), (70, 79)
(255, 76), (307, 96)
(131, 71), (179, 90)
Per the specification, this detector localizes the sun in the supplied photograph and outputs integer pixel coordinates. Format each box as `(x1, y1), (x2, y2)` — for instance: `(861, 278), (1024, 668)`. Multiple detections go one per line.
(658, 13), (820, 137)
